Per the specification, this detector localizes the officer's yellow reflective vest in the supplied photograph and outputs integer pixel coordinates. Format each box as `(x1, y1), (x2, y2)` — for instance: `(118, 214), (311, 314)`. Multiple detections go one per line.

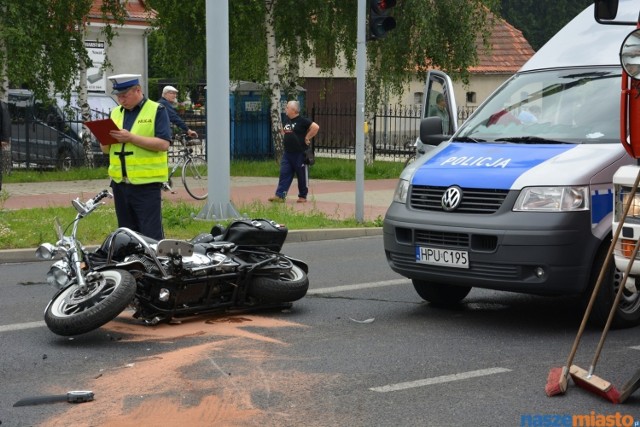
(108, 101), (168, 184)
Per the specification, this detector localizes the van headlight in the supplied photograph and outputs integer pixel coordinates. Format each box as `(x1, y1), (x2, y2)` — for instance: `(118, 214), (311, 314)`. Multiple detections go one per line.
(513, 186), (589, 211)
(393, 179), (410, 203)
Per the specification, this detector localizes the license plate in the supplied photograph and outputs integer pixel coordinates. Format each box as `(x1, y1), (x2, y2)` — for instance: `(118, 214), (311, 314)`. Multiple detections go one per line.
(416, 246), (469, 269)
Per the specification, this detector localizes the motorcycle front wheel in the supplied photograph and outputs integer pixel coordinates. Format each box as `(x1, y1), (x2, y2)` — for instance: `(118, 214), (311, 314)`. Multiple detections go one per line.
(249, 263), (309, 303)
(45, 269), (136, 336)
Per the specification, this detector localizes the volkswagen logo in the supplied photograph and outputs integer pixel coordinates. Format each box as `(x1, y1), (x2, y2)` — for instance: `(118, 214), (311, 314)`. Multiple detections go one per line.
(441, 186), (463, 211)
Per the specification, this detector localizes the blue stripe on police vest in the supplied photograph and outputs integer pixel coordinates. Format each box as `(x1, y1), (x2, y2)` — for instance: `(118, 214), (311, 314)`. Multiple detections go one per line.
(412, 143), (576, 189)
(591, 188), (613, 226)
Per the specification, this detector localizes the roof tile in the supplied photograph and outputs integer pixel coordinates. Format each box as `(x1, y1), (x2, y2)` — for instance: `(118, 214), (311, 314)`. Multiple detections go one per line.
(470, 14), (535, 74)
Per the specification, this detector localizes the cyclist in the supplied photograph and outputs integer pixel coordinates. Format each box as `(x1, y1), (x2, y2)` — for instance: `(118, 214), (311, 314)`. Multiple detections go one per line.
(158, 85), (198, 139)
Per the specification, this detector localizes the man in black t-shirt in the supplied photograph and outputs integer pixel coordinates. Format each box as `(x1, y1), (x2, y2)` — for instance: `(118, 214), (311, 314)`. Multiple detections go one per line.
(269, 100), (319, 203)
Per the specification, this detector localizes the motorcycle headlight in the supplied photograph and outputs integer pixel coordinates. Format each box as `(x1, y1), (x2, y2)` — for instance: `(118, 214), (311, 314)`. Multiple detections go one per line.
(36, 243), (57, 260)
(513, 186), (589, 212)
(393, 179), (410, 204)
(46, 261), (71, 289)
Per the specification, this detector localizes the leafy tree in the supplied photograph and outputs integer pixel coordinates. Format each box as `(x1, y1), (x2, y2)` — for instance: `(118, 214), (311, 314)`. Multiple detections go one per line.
(146, 0), (498, 158)
(499, 0), (592, 51)
(0, 0), (127, 169)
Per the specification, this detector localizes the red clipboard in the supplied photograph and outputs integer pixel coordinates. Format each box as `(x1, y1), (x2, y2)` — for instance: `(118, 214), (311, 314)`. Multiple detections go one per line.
(83, 119), (120, 145)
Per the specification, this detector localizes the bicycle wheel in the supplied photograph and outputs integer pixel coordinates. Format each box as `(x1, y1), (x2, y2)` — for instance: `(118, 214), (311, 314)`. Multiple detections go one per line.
(182, 155), (208, 200)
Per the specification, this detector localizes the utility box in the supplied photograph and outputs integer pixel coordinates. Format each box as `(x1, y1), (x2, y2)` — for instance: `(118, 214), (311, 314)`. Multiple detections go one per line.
(229, 81), (305, 159)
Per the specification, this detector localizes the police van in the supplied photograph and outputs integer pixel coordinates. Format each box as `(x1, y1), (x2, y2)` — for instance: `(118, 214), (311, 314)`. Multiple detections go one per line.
(383, 0), (640, 328)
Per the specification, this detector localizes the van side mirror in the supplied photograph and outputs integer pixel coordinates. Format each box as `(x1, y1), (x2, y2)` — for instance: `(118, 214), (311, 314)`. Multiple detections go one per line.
(594, 0), (618, 21)
(620, 29), (640, 79)
(620, 29), (640, 159)
(419, 117), (450, 146)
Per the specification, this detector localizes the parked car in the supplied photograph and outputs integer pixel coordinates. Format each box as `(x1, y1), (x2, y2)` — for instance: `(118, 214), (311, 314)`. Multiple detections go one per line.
(8, 90), (116, 170)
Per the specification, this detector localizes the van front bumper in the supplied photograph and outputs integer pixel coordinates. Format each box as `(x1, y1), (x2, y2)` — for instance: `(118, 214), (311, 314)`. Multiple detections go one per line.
(383, 202), (602, 296)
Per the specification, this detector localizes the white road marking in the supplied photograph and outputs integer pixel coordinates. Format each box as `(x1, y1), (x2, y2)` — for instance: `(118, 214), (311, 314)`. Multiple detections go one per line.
(370, 367), (512, 393)
(306, 279), (407, 295)
(630, 345), (640, 351)
(0, 320), (46, 333)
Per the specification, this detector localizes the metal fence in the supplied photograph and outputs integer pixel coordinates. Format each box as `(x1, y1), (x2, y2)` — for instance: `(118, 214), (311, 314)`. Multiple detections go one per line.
(310, 104), (477, 161)
(8, 100), (111, 170)
(9, 103), (478, 169)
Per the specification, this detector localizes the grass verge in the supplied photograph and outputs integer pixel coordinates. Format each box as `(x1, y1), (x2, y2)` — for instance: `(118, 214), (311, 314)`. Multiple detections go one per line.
(0, 200), (382, 250)
(0, 158), (398, 250)
(2, 158), (405, 183)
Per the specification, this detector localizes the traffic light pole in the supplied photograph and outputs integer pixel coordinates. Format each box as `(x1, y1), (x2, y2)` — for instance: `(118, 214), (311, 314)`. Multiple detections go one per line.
(355, 0), (366, 223)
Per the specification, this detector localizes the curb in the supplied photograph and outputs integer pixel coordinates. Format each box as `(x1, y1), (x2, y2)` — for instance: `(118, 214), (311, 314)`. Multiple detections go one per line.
(0, 228), (383, 264)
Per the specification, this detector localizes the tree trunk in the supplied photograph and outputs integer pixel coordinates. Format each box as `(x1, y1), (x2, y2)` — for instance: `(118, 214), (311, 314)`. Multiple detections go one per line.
(0, 35), (11, 180)
(264, 0), (283, 162)
(79, 54), (95, 168)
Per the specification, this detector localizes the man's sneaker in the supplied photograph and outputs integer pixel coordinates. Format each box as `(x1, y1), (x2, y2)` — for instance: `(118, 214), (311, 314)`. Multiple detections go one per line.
(268, 196), (285, 203)
(296, 197), (307, 203)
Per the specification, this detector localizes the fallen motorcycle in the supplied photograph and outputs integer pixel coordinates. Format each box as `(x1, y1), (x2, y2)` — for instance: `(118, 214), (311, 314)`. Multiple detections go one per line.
(36, 190), (309, 336)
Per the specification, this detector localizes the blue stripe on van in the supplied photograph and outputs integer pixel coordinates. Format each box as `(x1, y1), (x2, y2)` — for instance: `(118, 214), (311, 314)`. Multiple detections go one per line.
(591, 188), (613, 226)
(411, 142), (576, 189)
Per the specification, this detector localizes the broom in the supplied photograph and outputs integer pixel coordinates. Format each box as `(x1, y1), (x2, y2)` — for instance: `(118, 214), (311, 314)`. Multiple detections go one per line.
(545, 167), (640, 397)
(570, 232), (640, 404)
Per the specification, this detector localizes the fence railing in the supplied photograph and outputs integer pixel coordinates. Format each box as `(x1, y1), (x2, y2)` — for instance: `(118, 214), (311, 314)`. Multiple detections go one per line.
(9, 103), (478, 169)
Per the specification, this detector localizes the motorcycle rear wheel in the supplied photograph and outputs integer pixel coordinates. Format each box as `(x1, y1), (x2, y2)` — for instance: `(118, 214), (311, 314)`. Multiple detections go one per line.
(45, 269), (136, 336)
(249, 264), (309, 303)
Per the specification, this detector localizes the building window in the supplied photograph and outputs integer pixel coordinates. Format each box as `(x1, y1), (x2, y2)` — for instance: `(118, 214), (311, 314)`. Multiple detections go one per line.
(466, 91), (477, 103)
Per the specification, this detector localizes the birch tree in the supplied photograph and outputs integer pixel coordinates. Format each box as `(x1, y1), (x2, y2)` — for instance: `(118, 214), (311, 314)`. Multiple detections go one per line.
(147, 0), (498, 159)
(0, 0), (128, 171)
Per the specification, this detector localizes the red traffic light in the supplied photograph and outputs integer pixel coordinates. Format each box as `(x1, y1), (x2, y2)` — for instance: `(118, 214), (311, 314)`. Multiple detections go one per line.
(369, 0), (397, 40)
(371, 0), (397, 13)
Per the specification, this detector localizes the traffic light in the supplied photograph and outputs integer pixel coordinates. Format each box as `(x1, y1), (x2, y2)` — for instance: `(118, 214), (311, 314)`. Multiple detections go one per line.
(369, 0), (397, 40)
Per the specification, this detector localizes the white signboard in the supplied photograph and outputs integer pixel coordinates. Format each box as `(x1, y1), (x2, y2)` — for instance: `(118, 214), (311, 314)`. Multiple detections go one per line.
(85, 40), (106, 93)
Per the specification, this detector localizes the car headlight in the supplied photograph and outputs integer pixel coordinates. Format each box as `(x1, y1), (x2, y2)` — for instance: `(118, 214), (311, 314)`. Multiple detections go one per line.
(513, 186), (589, 212)
(393, 179), (410, 203)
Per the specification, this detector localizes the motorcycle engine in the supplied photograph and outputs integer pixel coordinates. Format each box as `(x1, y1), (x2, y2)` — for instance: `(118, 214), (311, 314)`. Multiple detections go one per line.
(181, 252), (212, 268)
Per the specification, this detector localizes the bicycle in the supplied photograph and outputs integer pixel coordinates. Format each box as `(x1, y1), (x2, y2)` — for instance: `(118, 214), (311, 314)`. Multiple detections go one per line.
(163, 133), (208, 200)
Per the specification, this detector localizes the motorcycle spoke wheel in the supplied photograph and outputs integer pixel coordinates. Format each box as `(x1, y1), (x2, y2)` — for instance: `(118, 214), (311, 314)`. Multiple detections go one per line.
(45, 269), (136, 336)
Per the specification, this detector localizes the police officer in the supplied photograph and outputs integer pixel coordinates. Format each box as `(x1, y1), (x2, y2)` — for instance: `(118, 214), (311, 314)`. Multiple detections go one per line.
(102, 74), (172, 240)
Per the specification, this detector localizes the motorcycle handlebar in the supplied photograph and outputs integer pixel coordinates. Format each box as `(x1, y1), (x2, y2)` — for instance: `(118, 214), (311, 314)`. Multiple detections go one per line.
(76, 190), (113, 214)
(91, 190), (113, 205)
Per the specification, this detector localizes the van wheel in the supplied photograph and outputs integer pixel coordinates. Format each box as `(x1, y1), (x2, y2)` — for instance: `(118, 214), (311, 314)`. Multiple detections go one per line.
(412, 280), (471, 306)
(57, 150), (73, 171)
(587, 246), (640, 329)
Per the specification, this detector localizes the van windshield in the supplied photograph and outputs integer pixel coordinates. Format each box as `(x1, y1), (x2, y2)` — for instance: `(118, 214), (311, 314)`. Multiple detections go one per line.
(457, 67), (621, 144)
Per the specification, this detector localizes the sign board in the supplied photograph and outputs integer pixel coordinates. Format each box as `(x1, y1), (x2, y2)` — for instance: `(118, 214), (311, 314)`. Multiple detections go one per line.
(85, 40), (106, 93)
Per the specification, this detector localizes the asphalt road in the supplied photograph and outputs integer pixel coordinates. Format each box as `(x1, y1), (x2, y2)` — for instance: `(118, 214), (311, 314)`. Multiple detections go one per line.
(1, 236), (639, 426)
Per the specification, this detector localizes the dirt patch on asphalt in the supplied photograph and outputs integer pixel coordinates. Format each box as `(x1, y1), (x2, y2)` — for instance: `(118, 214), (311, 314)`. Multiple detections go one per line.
(40, 314), (323, 427)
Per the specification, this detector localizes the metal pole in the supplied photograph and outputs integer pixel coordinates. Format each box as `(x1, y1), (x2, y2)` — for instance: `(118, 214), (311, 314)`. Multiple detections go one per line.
(197, 0), (239, 220)
(355, 0), (366, 222)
